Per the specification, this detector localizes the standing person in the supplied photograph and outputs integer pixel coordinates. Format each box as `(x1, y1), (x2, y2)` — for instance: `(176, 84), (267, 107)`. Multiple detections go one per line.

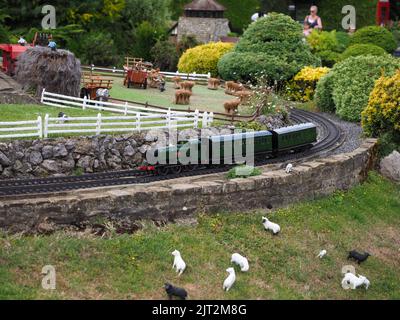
(304, 5), (323, 35)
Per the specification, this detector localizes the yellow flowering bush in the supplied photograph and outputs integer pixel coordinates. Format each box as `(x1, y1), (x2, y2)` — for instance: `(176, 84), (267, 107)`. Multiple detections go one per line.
(178, 42), (234, 77)
(286, 66), (330, 102)
(362, 71), (400, 137)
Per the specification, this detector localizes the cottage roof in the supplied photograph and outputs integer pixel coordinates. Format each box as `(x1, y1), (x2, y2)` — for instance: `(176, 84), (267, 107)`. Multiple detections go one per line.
(184, 0), (226, 12)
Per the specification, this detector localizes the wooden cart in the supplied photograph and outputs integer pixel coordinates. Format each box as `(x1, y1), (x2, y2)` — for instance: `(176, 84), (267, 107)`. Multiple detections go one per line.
(81, 73), (113, 99)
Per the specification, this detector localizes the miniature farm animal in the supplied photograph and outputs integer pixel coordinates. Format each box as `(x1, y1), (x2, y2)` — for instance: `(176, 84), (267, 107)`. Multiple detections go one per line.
(96, 88), (110, 102)
(180, 81), (195, 92)
(317, 250), (327, 259)
(208, 78), (220, 90)
(57, 112), (68, 124)
(172, 250), (186, 276)
(285, 163), (293, 173)
(172, 76), (182, 89)
(175, 90), (192, 105)
(231, 253), (249, 272)
(262, 216), (281, 235)
(235, 90), (252, 105)
(223, 267), (236, 292)
(347, 250), (371, 264)
(224, 99), (241, 115)
(164, 283), (188, 300)
(225, 81), (243, 95)
(341, 273), (370, 290)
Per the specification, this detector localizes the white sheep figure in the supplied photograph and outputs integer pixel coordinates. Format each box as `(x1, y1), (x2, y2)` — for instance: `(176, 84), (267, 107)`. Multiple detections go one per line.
(172, 250), (186, 276)
(317, 250), (327, 259)
(231, 253), (249, 272)
(285, 163), (293, 174)
(341, 273), (370, 290)
(223, 267), (236, 292)
(262, 216), (281, 235)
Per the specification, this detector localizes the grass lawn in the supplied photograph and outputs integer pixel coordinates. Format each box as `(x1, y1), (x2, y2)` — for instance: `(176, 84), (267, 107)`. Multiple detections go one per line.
(1, 172), (399, 300)
(109, 77), (253, 115)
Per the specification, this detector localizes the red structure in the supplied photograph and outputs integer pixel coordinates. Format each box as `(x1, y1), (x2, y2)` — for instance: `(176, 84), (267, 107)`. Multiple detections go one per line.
(377, 0), (391, 26)
(0, 44), (29, 75)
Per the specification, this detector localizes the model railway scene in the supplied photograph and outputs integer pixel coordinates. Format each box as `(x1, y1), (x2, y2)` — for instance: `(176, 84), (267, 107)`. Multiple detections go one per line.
(0, 0), (399, 304)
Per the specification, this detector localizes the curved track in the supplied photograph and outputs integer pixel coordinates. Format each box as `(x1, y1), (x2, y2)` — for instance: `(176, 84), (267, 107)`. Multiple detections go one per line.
(0, 109), (344, 197)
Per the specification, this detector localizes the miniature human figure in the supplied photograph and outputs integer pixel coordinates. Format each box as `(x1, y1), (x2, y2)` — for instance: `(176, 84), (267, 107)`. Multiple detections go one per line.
(48, 41), (57, 51)
(304, 5), (323, 36)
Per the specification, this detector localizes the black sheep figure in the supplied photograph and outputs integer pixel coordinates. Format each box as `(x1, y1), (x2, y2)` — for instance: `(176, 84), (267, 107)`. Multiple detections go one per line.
(347, 250), (371, 264)
(164, 283), (188, 300)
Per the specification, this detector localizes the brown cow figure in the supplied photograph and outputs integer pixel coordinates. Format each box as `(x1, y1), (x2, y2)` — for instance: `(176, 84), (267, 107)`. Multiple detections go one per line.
(180, 81), (195, 92)
(175, 90), (192, 105)
(172, 76), (182, 89)
(236, 90), (253, 105)
(225, 81), (244, 95)
(208, 78), (220, 90)
(224, 98), (241, 115)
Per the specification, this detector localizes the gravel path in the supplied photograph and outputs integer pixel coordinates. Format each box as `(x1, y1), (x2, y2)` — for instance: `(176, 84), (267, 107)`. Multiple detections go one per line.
(321, 112), (364, 155)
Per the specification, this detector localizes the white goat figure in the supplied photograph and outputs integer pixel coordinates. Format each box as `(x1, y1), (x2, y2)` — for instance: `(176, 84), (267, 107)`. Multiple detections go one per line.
(223, 267), (236, 292)
(262, 216), (281, 235)
(172, 250), (186, 276)
(285, 163), (293, 174)
(317, 250), (327, 259)
(231, 253), (249, 272)
(341, 273), (370, 290)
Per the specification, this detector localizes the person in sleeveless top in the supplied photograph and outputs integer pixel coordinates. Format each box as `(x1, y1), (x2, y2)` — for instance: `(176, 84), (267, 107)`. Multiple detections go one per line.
(303, 5), (323, 36)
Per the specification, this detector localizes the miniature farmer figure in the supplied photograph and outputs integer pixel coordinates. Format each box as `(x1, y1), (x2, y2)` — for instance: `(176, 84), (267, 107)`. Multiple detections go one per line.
(48, 41), (57, 51)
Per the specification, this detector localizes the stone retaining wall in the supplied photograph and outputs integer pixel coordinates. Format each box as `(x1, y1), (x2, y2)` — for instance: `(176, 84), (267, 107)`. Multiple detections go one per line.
(0, 139), (378, 233)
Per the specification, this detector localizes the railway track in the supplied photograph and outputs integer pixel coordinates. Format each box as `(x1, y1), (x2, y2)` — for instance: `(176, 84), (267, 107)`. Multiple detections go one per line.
(0, 109), (344, 197)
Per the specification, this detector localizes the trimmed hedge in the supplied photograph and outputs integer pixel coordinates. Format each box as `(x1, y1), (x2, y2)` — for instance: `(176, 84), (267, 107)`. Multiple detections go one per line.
(315, 72), (335, 113)
(218, 13), (320, 83)
(349, 26), (398, 53)
(178, 42), (234, 77)
(362, 71), (400, 137)
(315, 55), (400, 122)
(340, 44), (388, 61)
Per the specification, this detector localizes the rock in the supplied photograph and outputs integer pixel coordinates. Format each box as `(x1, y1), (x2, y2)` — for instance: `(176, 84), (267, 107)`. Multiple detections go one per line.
(380, 151), (400, 182)
(0, 151), (11, 166)
(53, 144), (68, 158)
(123, 145), (135, 157)
(0, 143), (8, 152)
(41, 160), (60, 173)
(29, 151), (43, 165)
(0, 164), (2, 172)
(77, 156), (93, 171)
(139, 144), (150, 154)
(15, 151), (24, 160)
(42, 145), (54, 159)
(1, 167), (13, 177)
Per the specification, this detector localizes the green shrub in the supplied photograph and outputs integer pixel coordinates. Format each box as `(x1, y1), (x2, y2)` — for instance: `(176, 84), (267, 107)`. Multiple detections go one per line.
(76, 32), (119, 66)
(131, 21), (164, 62)
(177, 35), (199, 56)
(362, 71), (400, 138)
(151, 40), (179, 72)
(0, 24), (9, 43)
(340, 44), (388, 61)
(328, 55), (400, 122)
(315, 72), (335, 112)
(226, 165), (262, 179)
(236, 121), (267, 132)
(218, 13), (320, 83)
(306, 30), (349, 67)
(350, 26), (398, 53)
(178, 42), (234, 77)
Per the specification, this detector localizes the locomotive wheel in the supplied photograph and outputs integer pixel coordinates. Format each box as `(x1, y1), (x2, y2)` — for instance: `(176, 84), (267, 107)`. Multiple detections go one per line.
(170, 166), (183, 174)
(157, 167), (170, 176)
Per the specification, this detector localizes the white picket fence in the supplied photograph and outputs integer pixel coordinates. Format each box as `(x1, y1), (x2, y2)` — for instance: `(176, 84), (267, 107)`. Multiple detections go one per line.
(43, 111), (212, 138)
(81, 65), (211, 82)
(0, 117), (43, 139)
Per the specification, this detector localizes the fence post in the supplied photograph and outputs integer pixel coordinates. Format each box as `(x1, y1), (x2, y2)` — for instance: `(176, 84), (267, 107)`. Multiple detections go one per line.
(207, 72), (211, 79)
(41, 88), (46, 104)
(202, 111), (208, 128)
(137, 113), (141, 133)
(44, 114), (49, 138)
(96, 113), (102, 135)
(209, 112), (214, 127)
(37, 116), (43, 139)
(194, 109), (199, 128)
(167, 108), (172, 129)
(83, 96), (87, 110)
(124, 102), (128, 116)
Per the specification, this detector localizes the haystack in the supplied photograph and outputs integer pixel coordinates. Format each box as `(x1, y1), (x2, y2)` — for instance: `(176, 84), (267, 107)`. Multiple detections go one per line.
(15, 47), (81, 97)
